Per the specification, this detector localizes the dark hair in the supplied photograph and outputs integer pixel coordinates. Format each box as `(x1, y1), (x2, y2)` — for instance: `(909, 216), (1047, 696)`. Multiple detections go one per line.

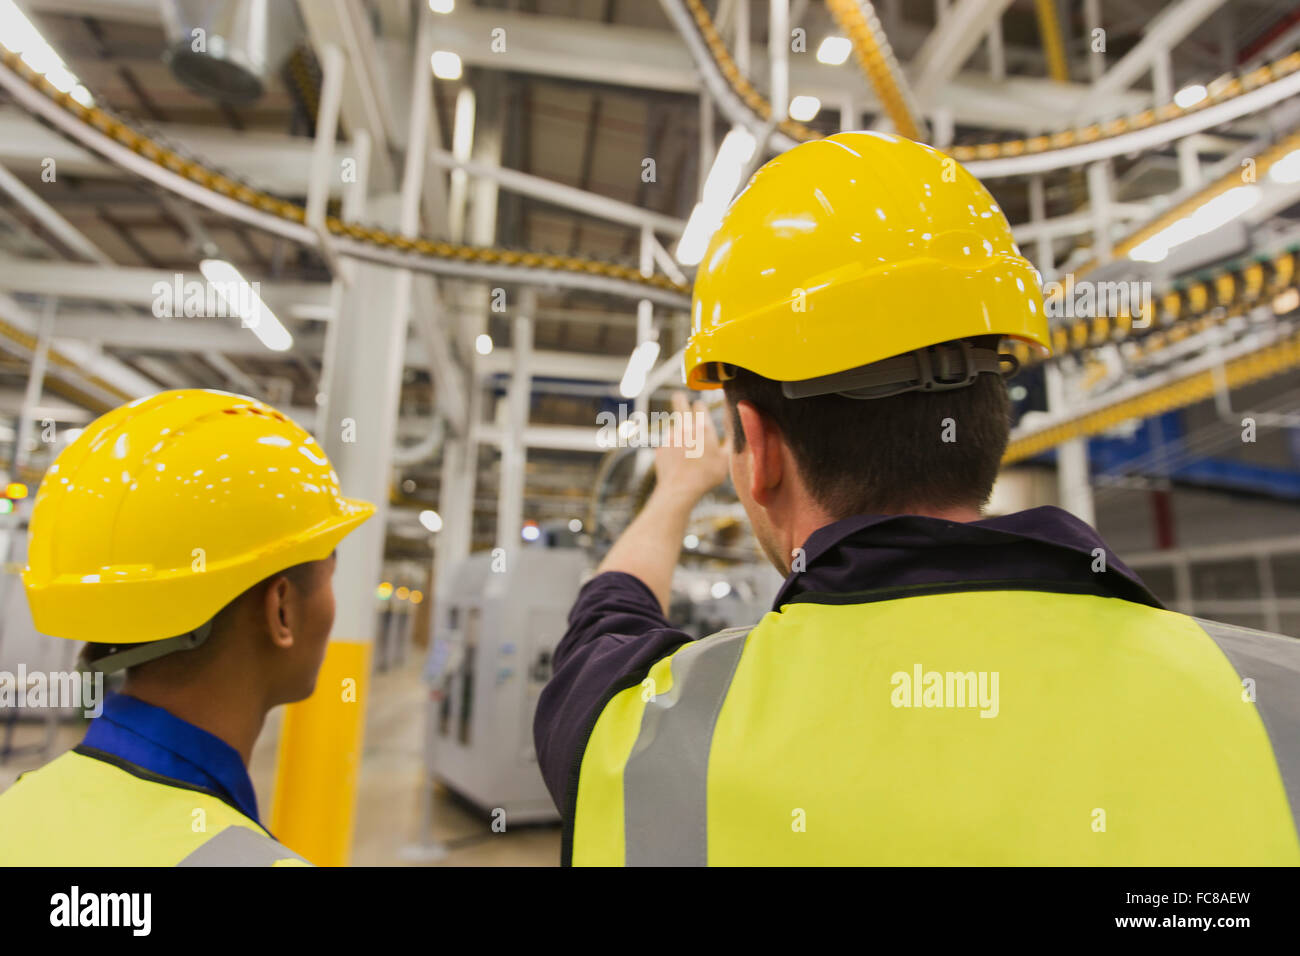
(722, 344), (1011, 519)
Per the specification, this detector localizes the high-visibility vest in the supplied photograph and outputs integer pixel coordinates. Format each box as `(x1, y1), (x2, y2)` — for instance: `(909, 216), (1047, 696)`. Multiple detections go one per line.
(0, 748), (309, 866)
(570, 589), (1300, 865)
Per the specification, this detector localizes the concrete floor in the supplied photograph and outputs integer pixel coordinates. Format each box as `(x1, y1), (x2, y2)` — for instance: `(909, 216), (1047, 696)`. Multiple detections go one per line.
(0, 658), (561, 867)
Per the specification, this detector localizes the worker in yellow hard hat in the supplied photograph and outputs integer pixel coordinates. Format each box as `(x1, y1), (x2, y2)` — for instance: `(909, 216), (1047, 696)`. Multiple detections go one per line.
(0, 389), (373, 866)
(535, 132), (1300, 866)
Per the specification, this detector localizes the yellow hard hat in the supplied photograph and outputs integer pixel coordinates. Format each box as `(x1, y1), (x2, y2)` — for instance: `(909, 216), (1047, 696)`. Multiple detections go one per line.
(684, 131), (1050, 390)
(23, 389), (375, 645)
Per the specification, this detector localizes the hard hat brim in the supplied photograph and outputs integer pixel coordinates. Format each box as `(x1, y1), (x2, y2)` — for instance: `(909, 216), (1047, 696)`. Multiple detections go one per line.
(23, 497), (376, 645)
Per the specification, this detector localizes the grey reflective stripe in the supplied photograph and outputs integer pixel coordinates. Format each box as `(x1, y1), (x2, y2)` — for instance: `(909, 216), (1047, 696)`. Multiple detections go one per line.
(1195, 617), (1300, 837)
(623, 625), (751, 866)
(176, 825), (310, 867)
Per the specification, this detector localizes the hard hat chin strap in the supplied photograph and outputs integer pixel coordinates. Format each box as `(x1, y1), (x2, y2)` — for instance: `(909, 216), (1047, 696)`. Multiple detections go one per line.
(779, 340), (1019, 401)
(80, 620), (214, 675)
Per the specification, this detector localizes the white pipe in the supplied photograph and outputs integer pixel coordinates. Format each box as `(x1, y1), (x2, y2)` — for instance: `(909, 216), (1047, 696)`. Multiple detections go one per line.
(699, 88), (714, 203)
(496, 290), (534, 548)
(769, 0), (789, 122)
(1083, 0), (1103, 82)
(447, 88), (475, 243)
(0, 164), (107, 263)
(986, 14), (1005, 83)
(734, 0), (750, 78)
(649, 234), (688, 287)
(403, 4), (468, 437)
(1086, 159), (1113, 261)
(1151, 49), (1173, 107)
(13, 297), (55, 473)
(1176, 136), (1202, 189)
(306, 43), (345, 269)
(1028, 174), (1054, 279)
(427, 149), (684, 235)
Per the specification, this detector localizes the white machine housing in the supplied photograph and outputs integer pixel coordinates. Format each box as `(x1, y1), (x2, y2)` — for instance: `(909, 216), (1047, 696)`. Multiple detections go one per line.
(424, 546), (589, 824)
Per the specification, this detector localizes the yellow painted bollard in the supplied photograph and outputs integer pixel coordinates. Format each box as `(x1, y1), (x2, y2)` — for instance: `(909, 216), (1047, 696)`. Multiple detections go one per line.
(271, 639), (372, 866)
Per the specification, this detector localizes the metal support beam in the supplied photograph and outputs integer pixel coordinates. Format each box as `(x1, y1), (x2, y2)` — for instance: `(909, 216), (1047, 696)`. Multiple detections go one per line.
(1084, 0), (1103, 82)
(305, 43), (346, 277)
(496, 289), (535, 550)
(1045, 364), (1096, 526)
(1028, 174), (1054, 279)
(426, 150), (684, 235)
(269, 195), (409, 867)
(911, 0), (1016, 105)
(1078, 0), (1229, 111)
(734, 0), (750, 78)
(699, 90), (714, 203)
(1176, 136), (1202, 189)
(12, 298), (55, 474)
(769, 0), (789, 122)
(0, 259), (331, 317)
(0, 294), (154, 401)
(1086, 159), (1114, 261)
(1151, 48), (1173, 106)
(297, 0), (397, 179)
(986, 13), (1005, 83)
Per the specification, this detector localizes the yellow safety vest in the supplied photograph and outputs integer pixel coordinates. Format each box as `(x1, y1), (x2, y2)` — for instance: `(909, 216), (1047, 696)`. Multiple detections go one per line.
(571, 589), (1300, 865)
(0, 748), (309, 866)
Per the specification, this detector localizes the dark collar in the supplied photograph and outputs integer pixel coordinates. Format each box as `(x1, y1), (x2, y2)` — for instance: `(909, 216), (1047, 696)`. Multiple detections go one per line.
(82, 692), (261, 824)
(773, 506), (1163, 611)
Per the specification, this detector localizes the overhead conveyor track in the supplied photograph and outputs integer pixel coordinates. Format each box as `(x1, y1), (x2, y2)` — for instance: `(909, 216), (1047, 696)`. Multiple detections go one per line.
(1071, 129), (1300, 277)
(0, 51), (691, 310)
(664, 0), (1300, 179)
(1007, 247), (1298, 371)
(825, 0), (925, 142)
(1006, 326), (1300, 465)
(3, 22), (1298, 466)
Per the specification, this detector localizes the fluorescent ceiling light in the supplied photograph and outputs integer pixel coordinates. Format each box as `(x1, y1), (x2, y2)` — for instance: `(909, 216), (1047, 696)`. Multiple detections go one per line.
(1128, 185), (1260, 263)
(1269, 148), (1300, 184)
(675, 127), (757, 266)
(199, 259), (293, 351)
(0, 0), (93, 106)
(789, 95), (821, 122)
(675, 203), (718, 267)
(619, 340), (661, 398)
(475, 333), (494, 355)
(431, 50), (462, 80)
(428, 0), (455, 12)
(1173, 84), (1207, 109)
(816, 36), (852, 65)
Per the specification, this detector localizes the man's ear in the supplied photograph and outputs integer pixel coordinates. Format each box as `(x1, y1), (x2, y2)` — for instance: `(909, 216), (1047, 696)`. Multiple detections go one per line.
(263, 575), (295, 649)
(736, 400), (783, 506)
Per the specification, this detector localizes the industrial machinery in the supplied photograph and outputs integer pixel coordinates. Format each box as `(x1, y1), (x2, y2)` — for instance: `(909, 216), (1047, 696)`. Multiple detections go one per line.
(422, 526), (783, 824)
(424, 545), (589, 824)
(0, 525), (85, 763)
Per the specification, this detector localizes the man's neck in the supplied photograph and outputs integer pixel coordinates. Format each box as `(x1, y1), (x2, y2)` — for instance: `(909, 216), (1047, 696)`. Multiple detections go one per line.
(787, 504), (983, 568)
(120, 678), (267, 766)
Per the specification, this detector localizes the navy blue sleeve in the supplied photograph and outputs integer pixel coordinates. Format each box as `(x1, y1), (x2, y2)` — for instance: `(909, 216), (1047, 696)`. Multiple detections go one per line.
(533, 571), (693, 815)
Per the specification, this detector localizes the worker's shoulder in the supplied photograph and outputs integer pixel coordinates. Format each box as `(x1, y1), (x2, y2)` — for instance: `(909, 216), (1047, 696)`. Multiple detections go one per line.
(1191, 614), (1300, 665)
(0, 746), (77, 802)
(0, 749), (309, 866)
(1192, 615), (1297, 643)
